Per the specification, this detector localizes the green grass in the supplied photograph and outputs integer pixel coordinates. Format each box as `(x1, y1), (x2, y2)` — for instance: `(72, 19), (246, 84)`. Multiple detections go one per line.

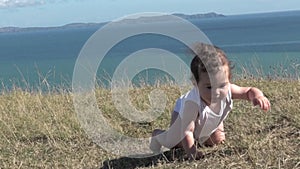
(0, 77), (299, 168)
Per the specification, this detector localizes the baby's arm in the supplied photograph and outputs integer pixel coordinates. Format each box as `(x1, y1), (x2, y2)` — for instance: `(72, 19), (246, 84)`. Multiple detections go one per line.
(230, 83), (271, 111)
(180, 101), (202, 159)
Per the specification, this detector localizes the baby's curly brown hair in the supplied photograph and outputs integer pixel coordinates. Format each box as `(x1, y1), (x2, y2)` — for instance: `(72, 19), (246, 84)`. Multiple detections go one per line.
(190, 43), (232, 84)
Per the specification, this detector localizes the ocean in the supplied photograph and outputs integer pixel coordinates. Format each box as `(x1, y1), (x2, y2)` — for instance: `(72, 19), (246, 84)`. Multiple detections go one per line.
(0, 10), (299, 90)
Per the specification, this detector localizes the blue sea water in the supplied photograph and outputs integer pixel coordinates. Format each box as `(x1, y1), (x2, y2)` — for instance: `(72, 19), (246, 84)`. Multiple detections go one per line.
(0, 11), (299, 90)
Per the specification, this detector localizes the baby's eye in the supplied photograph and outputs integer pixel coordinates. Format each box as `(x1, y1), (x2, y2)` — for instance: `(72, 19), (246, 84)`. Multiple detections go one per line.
(219, 83), (228, 88)
(206, 86), (212, 89)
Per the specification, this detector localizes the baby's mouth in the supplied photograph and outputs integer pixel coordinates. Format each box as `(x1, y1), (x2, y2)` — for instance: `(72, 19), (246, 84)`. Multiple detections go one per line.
(211, 95), (224, 103)
(212, 95), (220, 100)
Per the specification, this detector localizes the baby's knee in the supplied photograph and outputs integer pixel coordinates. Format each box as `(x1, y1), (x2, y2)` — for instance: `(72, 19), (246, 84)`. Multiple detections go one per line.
(213, 130), (226, 144)
(204, 130), (225, 146)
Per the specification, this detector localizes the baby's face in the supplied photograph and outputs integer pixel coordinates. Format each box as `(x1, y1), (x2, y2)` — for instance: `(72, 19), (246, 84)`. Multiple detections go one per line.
(197, 66), (230, 105)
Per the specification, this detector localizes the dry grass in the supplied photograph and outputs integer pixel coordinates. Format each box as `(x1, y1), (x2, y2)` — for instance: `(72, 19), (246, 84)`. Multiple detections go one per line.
(0, 77), (299, 168)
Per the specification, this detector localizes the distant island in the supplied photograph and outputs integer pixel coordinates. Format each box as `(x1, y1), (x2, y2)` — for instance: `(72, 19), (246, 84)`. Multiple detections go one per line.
(0, 12), (224, 33)
(173, 12), (225, 19)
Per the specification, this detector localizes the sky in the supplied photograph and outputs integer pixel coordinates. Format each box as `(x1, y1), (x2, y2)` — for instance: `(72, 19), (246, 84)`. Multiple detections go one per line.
(0, 0), (300, 28)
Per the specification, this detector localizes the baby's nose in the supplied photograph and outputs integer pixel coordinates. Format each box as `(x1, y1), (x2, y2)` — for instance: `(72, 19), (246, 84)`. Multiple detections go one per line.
(212, 88), (221, 97)
(216, 88), (221, 97)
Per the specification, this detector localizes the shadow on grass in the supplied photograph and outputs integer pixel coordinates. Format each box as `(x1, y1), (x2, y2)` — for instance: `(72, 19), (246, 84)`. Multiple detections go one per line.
(100, 148), (185, 169)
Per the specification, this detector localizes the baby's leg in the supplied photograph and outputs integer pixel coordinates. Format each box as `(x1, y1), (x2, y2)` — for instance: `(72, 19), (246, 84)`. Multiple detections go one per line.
(149, 128), (164, 153)
(151, 111), (180, 137)
(150, 110), (186, 150)
(151, 111), (203, 159)
(150, 111), (182, 153)
(170, 111), (179, 126)
(204, 122), (225, 146)
(169, 111), (183, 148)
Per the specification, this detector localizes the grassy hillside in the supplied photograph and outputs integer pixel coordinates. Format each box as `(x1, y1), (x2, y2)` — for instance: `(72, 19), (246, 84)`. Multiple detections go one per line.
(0, 78), (299, 168)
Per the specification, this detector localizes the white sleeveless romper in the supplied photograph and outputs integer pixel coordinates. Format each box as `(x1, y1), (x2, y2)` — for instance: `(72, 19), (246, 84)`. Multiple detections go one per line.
(174, 86), (233, 144)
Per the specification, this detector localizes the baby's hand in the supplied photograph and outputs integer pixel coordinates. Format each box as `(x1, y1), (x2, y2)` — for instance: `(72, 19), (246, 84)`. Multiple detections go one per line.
(186, 150), (204, 161)
(252, 96), (271, 111)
